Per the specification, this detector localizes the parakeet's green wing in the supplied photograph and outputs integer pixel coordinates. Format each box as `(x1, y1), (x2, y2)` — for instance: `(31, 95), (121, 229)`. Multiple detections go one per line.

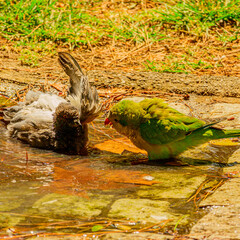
(139, 98), (205, 145)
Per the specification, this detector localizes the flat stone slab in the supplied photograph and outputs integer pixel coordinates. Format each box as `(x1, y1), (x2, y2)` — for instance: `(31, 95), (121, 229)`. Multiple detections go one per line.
(27, 232), (174, 240)
(109, 198), (172, 222)
(102, 232), (174, 240)
(108, 198), (188, 225)
(189, 160), (240, 239)
(30, 193), (113, 219)
(137, 171), (206, 199)
(190, 205), (240, 240)
(199, 178), (240, 207)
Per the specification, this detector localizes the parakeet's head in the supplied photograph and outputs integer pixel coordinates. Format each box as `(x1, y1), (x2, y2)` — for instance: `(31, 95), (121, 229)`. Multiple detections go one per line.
(105, 100), (145, 135)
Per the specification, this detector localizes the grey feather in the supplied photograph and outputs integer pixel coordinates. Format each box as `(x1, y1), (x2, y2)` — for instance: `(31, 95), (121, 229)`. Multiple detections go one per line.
(58, 52), (102, 123)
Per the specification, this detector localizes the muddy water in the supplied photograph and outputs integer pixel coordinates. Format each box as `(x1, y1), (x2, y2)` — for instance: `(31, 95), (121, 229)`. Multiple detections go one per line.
(0, 117), (236, 239)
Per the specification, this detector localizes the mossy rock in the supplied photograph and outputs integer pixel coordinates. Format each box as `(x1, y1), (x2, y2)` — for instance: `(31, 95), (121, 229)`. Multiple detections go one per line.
(108, 198), (189, 225)
(137, 171), (206, 199)
(30, 193), (113, 219)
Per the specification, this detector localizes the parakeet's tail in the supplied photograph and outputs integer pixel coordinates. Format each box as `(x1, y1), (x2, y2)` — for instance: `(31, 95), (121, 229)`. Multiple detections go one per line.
(58, 52), (102, 124)
(183, 126), (240, 151)
(210, 127), (240, 139)
(162, 126), (240, 160)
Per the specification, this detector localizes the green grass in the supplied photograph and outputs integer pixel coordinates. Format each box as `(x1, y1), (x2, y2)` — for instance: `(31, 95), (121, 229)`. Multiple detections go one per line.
(0, 0), (239, 68)
(0, 0), (109, 47)
(157, 0), (240, 34)
(144, 58), (214, 73)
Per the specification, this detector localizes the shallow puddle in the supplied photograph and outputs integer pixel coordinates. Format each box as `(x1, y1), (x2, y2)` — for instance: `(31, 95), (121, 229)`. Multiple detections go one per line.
(0, 119), (237, 239)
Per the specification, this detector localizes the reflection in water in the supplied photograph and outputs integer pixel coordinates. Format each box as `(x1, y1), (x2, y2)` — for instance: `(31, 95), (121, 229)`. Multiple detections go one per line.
(0, 120), (234, 238)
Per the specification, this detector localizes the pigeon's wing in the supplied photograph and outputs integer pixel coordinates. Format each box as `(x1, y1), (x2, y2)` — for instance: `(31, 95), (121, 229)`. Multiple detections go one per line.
(139, 98), (205, 145)
(3, 91), (65, 147)
(6, 108), (54, 147)
(58, 52), (102, 124)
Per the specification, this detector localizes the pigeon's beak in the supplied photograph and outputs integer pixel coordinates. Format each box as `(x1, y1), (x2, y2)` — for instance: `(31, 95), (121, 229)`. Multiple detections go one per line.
(104, 118), (113, 126)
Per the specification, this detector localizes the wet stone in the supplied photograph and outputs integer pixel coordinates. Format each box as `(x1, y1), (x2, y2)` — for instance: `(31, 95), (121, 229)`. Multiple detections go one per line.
(102, 232), (174, 240)
(108, 198), (188, 224)
(199, 178), (240, 207)
(27, 236), (85, 240)
(0, 183), (40, 228)
(0, 188), (24, 212)
(30, 193), (113, 219)
(27, 232), (174, 240)
(0, 214), (23, 229)
(0, 181), (42, 211)
(137, 171), (206, 199)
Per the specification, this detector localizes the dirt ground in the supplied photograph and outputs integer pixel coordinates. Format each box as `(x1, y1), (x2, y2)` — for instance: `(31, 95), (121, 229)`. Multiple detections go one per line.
(1, 47), (240, 101)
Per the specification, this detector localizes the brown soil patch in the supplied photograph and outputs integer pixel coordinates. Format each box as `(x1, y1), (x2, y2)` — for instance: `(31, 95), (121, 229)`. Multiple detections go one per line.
(0, 38), (240, 101)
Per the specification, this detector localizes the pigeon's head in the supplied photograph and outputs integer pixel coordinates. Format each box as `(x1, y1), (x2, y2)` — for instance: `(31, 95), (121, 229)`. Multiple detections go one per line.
(53, 102), (89, 155)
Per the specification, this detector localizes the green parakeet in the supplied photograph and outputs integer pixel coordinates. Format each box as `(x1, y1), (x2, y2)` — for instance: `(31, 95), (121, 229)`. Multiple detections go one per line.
(105, 98), (240, 160)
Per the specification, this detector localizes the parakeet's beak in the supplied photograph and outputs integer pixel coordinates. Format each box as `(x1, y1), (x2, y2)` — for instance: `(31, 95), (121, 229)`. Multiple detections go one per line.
(104, 118), (113, 126)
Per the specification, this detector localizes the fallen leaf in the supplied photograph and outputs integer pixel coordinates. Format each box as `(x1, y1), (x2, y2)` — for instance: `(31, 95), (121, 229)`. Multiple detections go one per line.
(210, 139), (240, 147)
(91, 225), (104, 232)
(94, 138), (147, 154)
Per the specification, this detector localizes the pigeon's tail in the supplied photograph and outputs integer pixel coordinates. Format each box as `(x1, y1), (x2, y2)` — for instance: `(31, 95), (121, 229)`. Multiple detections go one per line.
(58, 52), (102, 124)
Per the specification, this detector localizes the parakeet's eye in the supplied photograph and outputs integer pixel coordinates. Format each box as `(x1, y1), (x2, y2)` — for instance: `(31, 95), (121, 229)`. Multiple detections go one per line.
(114, 119), (119, 122)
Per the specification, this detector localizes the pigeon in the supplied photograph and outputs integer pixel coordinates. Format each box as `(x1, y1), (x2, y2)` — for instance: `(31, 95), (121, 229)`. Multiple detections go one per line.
(2, 52), (101, 154)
